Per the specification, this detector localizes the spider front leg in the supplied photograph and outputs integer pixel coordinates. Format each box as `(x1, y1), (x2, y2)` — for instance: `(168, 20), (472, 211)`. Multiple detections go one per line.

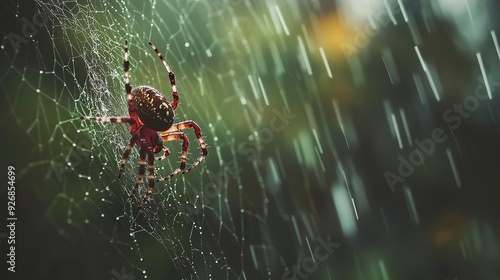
(161, 120), (208, 174)
(149, 42), (179, 110)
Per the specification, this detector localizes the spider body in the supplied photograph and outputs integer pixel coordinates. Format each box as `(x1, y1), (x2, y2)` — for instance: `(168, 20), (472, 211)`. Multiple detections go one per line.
(81, 41), (208, 207)
(131, 85), (175, 131)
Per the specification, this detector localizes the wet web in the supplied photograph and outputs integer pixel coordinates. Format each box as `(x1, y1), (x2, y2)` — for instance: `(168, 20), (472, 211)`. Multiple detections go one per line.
(3, 0), (500, 279)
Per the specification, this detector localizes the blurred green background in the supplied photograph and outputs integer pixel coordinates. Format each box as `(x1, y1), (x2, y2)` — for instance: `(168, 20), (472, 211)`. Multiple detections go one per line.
(1, 0), (500, 279)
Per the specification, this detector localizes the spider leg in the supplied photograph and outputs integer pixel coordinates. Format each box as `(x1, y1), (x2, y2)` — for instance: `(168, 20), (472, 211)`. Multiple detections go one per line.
(149, 42), (179, 110)
(156, 132), (188, 182)
(139, 146), (155, 208)
(124, 40), (133, 112)
(81, 116), (134, 123)
(155, 147), (170, 161)
(161, 120), (208, 174)
(129, 139), (147, 199)
(124, 41), (144, 134)
(118, 132), (140, 178)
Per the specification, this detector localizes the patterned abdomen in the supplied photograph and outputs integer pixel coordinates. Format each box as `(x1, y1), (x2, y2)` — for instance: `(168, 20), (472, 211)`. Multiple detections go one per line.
(132, 85), (175, 131)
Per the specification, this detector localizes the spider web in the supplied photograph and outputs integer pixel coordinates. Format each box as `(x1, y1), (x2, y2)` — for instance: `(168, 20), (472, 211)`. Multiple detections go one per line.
(3, 0), (500, 279)
(1, 0), (301, 279)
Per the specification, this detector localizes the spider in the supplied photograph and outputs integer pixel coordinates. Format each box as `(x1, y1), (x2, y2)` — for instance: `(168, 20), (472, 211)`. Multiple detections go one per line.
(82, 40), (208, 207)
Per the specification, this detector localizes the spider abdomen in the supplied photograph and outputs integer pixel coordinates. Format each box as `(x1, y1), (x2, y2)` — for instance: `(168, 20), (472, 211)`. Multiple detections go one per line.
(132, 85), (175, 131)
